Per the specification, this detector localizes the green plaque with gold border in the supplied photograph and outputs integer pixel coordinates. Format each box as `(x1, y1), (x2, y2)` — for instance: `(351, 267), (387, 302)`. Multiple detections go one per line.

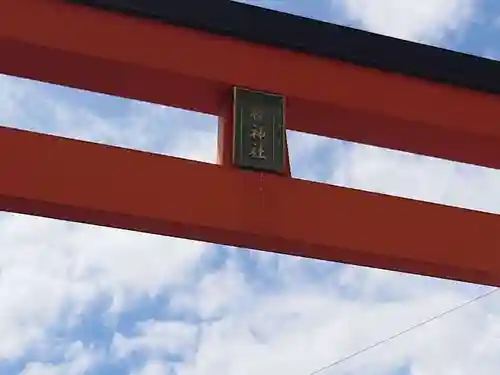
(233, 87), (286, 173)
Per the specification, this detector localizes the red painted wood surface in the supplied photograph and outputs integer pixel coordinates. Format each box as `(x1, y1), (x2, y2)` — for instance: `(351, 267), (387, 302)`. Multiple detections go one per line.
(2, 0), (500, 169)
(2, 1), (500, 287)
(2, 126), (500, 286)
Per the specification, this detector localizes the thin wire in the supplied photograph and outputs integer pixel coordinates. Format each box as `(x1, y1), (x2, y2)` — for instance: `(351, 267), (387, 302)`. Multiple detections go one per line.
(308, 287), (499, 375)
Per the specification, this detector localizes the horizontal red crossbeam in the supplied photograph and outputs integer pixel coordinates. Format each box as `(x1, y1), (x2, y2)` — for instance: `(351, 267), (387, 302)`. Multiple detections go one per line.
(2, 0), (500, 169)
(2, 126), (500, 286)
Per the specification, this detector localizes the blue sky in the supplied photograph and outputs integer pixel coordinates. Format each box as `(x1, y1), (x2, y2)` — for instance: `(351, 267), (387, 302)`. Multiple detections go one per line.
(2, 1), (500, 374)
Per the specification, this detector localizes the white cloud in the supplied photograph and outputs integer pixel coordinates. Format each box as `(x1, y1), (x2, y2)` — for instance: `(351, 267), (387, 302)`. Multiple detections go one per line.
(132, 360), (171, 375)
(0, 210), (209, 360)
(113, 320), (199, 360)
(332, 0), (477, 42)
(158, 259), (500, 375)
(20, 342), (101, 375)
(169, 258), (249, 320)
(494, 15), (500, 27)
(0, 74), (217, 163)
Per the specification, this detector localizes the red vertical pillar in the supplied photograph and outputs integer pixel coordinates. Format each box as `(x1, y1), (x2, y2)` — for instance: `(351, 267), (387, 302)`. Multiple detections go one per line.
(217, 94), (234, 168)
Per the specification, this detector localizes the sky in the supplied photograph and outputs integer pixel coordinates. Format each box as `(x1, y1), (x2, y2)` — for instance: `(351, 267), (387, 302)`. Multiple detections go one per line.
(1, 0), (500, 374)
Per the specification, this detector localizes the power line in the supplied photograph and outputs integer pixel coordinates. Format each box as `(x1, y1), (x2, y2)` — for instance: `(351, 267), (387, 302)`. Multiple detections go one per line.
(307, 287), (499, 375)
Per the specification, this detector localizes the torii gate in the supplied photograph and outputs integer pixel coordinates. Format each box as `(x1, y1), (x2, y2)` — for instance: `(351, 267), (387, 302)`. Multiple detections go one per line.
(2, 0), (500, 286)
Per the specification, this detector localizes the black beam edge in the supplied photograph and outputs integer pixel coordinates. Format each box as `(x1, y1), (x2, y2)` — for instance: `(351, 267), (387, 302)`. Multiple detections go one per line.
(66, 0), (500, 95)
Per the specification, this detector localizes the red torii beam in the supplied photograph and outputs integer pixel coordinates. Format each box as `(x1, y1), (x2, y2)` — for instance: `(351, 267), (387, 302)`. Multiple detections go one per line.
(2, 0), (500, 286)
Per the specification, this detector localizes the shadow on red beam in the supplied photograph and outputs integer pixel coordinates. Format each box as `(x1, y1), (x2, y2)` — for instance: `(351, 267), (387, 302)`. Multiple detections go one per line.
(2, 0), (500, 170)
(1, 126), (500, 286)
